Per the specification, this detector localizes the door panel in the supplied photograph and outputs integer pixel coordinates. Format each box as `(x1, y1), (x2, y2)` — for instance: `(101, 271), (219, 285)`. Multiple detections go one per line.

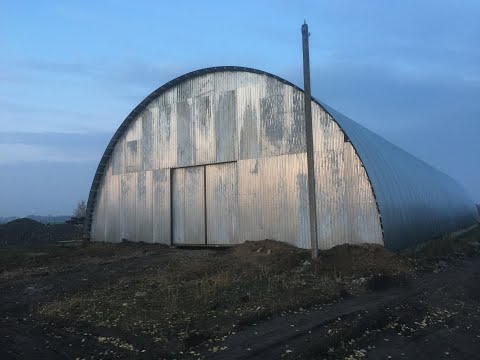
(206, 162), (239, 244)
(172, 166), (205, 244)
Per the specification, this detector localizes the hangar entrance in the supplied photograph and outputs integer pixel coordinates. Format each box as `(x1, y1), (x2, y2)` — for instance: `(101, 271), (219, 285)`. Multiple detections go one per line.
(171, 162), (238, 245)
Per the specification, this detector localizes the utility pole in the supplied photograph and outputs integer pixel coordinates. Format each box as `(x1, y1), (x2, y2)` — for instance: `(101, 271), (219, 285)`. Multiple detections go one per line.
(302, 21), (319, 259)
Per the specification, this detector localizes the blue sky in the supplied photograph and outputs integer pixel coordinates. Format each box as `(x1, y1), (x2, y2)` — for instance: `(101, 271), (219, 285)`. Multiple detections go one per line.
(0, 0), (478, 216)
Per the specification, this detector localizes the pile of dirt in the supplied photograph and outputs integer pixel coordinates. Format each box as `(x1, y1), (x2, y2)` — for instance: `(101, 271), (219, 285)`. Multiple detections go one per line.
(234, 239), (300, 252)
(316, 243), (415, 276)
(230, 240), (414, 276)
(0, 218), (83, 247)
(230, 239), (309, 271)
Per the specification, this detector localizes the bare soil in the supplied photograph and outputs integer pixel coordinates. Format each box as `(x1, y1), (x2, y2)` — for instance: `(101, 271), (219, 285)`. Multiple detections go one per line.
(0, 227), (479, 359)
(0, 218), (83, 247)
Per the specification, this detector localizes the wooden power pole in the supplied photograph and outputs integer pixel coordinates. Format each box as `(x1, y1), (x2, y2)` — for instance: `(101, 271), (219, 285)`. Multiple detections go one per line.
(302, 21), (319, 259)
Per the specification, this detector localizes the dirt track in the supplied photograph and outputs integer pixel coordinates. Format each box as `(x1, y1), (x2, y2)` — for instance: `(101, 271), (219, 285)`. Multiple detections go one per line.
(204, 256), (480, 359)
(1, 230), (479, 359)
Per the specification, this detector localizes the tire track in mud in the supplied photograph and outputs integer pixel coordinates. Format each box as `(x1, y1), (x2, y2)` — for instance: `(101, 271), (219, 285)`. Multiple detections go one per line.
(205, 256), (480, 360)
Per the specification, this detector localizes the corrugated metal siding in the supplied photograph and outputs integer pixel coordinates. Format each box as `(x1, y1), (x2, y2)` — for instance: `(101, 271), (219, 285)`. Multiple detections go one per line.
(321, 103), (480, 249)
(88, 68), (477, 250)
(206, 162), (239, 244)
(134, 171), (153, 243)
(215, 91), (237, 162)
(104, 164), (119, 242)
(237, 153), (311, 248)
(89, 70), (383, 248)
(171, 168), (185, 244)
(90, 173), (105, 241)
(172, 166), (206, 244)
(152, 169), (171, 244)
(121, 172), (136, 241)
(312, 106), (383, 248)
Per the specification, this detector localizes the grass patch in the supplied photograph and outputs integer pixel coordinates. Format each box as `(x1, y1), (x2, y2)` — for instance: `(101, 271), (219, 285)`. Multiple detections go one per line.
(37, 240), (414, 353)
(420, 225), (480, 259)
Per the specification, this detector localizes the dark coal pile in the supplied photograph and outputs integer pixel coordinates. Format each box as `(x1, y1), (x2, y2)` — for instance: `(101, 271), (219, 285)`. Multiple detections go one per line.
(0, 218), (83, 247)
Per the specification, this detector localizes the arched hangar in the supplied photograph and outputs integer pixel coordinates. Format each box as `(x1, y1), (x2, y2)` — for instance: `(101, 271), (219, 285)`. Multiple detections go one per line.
(85, 67), (479, 250)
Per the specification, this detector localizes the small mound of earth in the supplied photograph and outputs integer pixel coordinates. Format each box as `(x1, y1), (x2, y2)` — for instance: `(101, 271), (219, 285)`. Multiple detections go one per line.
(317, 243), (414, 275)
(234, 239), (302, 254)
(229, 240), (413, 275)
(230, 239), (309, 271)
(0, 218), (83, 247)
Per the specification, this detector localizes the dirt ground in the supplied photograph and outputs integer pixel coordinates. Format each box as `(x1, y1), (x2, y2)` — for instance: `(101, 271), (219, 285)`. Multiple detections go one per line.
(1, 226), (479, 359)
(0, 218), (83, 247)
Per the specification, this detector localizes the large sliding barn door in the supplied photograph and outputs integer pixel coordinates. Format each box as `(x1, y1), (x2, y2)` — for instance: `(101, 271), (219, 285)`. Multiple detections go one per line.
(172, 166), (205, 245)
(171, 163), (238, 245)
(206, 162), (238, 245)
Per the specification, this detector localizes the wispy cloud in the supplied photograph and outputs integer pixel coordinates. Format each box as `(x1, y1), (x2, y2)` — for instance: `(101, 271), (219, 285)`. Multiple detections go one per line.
(6, 58), (189, 88)
(0, 131), (109, 165)
(0, 59), (192, 133)
(0, 101), (116, 134)
(0, 143), (99, 164)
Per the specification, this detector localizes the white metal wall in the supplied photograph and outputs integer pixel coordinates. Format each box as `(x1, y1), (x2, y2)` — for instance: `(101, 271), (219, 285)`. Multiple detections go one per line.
(312, 107), (383, 249)
(90, 71), (383, 248)
(172, 167), (205, 245)
(237, 153), (311, 248)
(152, 169), (170, 244)
(206, 162), (239, 245)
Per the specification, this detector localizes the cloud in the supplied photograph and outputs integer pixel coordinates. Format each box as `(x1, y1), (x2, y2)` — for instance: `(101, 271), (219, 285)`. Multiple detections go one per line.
(0, 130), (109, 149)
(0, 143), (99, 164)
(0, 103), (116, 134)
(7, 58), (189, 89)
(0, 59), (193, 133)
(107, 61), (188, 88)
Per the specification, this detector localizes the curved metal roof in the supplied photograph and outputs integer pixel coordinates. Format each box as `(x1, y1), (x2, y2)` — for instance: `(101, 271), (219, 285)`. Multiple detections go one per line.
(85, 66), (479, 249)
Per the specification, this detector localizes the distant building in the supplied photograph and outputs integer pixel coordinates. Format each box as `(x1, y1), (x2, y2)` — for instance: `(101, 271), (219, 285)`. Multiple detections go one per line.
(85, 67), (479, 250)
